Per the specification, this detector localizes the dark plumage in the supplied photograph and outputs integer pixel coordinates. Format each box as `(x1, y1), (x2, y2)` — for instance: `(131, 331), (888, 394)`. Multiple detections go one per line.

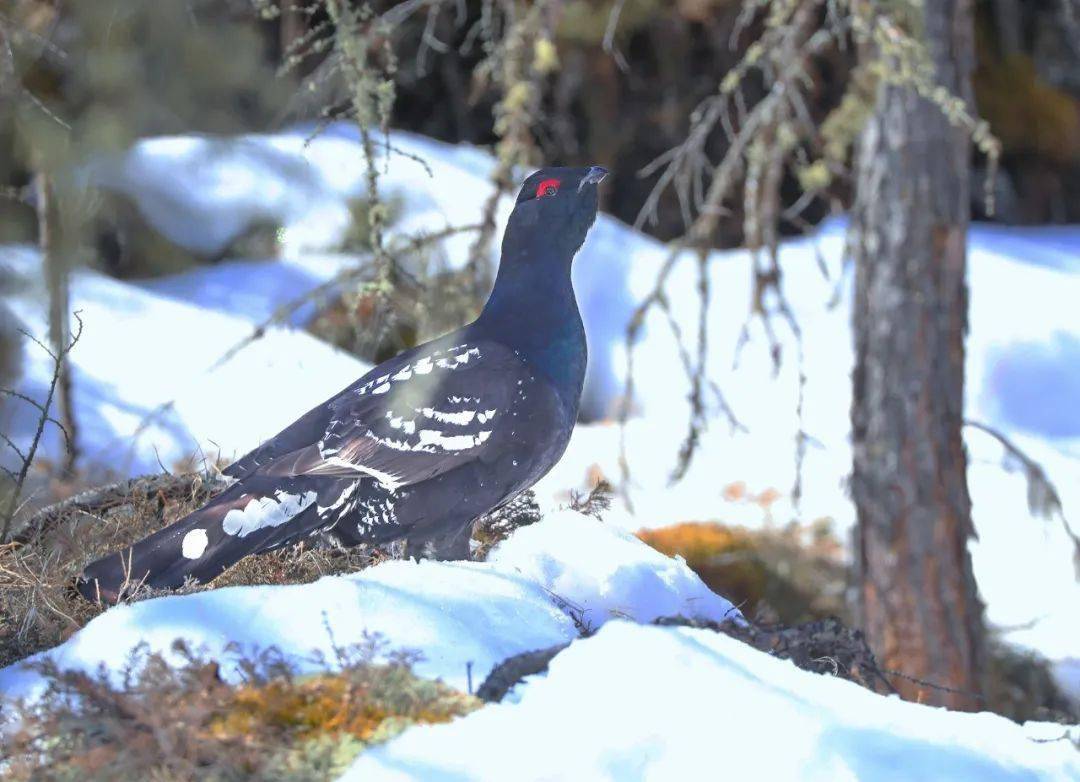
(77, 165), (607, 603)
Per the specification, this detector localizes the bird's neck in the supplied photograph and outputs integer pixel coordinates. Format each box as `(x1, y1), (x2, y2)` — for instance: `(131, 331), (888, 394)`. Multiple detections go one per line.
(477, 249), (586, 403)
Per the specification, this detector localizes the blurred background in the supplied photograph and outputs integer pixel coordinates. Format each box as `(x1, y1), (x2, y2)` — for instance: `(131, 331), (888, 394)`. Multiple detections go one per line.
(1, 0), (1078, 728)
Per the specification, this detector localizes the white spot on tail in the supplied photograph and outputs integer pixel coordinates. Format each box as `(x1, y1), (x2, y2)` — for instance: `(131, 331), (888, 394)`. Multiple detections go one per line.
(182, 528), (209, 559)
(222, 490), (317, 537)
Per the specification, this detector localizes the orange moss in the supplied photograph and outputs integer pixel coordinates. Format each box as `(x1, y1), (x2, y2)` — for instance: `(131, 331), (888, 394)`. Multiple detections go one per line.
(638, 523), (769, 614)
(210, 670), (473, 744)
(638, 520), (848, 623)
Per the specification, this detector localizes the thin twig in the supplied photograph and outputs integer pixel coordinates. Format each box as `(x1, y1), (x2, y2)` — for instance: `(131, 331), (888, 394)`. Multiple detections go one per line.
(602, 0), (629, 72)
(1, 313), (83, 543)
(966, 419), (1080, 573)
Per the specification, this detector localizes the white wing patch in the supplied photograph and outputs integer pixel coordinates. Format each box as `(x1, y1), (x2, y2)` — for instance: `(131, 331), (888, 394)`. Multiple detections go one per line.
(363, 397), (499, 455)
(315, 480), (398, 534)
(319, 455), (405, 491)
(420, 407), (475, 425)
(366, 425), (492, 453)
(416, 429), (485, 451)
(317, 479), (361, 515)
(355, 344), (482, 396)
(222, 489), (318, 537)
(318, 341), (508, 477)
(385, 412), (417, 434)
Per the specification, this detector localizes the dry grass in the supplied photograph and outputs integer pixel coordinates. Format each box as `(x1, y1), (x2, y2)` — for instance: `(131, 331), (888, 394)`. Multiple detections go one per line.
(0, 471), (541, 670)
(4, 635), (480, 781)
(0, 471), (383, 669)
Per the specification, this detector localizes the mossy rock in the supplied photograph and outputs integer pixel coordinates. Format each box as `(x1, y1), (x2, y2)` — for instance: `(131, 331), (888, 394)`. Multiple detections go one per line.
(89, 190), (209, 278)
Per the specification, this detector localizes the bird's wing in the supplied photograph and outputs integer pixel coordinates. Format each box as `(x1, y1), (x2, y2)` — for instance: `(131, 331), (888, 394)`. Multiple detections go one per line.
(221, 336), (473, 480)
(252, 338), (559, 488)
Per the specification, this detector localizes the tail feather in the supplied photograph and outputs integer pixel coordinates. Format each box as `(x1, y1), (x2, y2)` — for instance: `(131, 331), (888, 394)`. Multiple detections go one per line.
(77, 478), (323, 603)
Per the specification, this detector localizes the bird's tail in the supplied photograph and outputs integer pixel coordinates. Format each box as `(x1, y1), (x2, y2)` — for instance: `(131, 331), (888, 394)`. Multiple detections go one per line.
(77, 478), (321, 603)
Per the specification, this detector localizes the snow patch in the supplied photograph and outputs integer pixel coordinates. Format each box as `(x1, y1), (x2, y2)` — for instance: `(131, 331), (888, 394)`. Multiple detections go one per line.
(488, 511), (742, 627)
(344, 622), (1080, 781)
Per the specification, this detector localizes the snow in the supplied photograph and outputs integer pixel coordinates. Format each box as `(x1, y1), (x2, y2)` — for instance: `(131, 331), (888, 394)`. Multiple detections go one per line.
(0, 244), (369, 479)
(2, 513), (1073, 779)
(486, 512), (743, 628)
(0, 511), (739, 706)
(344, 622), (1080, 782)
(1, 125), (1078, 777)
(540, 213), (1080, 674)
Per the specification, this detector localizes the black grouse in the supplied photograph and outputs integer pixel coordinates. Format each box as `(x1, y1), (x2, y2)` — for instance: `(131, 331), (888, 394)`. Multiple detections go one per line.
(77, 165), (607, 603)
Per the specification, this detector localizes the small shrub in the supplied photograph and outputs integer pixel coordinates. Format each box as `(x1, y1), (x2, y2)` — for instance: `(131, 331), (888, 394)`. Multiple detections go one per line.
(4, 636), (480, 781)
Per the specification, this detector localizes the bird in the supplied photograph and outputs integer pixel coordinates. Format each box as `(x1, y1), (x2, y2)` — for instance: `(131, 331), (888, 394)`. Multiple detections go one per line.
(77, 165), (608, 604)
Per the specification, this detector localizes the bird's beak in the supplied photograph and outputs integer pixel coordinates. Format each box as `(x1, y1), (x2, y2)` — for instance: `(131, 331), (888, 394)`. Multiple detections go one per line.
(579, 166), (609, 191)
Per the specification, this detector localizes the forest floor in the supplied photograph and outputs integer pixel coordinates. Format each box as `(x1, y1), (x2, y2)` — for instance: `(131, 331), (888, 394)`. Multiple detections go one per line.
(0, 125), (1078, 779)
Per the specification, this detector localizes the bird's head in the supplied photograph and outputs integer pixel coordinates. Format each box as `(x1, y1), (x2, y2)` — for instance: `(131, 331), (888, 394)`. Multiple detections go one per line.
(502, 166), (608, 262)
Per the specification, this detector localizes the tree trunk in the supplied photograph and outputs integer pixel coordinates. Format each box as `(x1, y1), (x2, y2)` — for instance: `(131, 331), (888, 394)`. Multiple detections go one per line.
(850, 0), (985, 710)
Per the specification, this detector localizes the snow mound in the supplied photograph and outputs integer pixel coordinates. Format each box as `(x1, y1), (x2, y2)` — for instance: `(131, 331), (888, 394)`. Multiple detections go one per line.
(0, 512), (738, 708)
(489, 510), (742, 628)
(344, 621), (1080, 782)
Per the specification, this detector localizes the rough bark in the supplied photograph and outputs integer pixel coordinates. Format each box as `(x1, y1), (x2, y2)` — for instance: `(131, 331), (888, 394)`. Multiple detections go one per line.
(850, 0), (986, 709)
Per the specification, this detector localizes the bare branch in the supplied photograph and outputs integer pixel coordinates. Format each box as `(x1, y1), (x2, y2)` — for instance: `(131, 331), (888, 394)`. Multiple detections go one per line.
(602, 0), (629, 72)
(1, 313), (83, 543)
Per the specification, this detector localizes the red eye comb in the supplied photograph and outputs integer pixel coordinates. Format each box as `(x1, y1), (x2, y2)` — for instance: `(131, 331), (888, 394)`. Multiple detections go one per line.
(535, 178), (560, 197)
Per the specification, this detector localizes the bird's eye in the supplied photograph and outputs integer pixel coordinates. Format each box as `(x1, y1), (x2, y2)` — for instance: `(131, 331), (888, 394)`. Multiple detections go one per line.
(535, 178), (560, 198)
